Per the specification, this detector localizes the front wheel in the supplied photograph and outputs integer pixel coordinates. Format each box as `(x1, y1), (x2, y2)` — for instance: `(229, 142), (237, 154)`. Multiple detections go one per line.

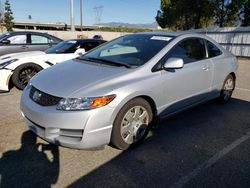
(12, 63), (42, 90)
(110, 98), (153, 150)
(218, 74), (235, 103)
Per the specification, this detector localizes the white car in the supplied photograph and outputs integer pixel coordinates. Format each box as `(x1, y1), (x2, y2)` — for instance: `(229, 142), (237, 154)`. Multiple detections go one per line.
(0, 39), (106, 91)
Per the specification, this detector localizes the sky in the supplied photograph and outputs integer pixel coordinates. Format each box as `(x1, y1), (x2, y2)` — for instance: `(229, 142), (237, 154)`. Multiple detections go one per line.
(9, 0), (161, 25)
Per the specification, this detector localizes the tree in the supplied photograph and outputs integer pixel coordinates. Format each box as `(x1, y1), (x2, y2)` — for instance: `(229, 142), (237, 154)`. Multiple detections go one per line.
(241, 0), (250, 26)
(4, 0), (14, 31)
(0, 1), (4, 21)
(156, 0), (215, 30)
(213, 0), (241, 27)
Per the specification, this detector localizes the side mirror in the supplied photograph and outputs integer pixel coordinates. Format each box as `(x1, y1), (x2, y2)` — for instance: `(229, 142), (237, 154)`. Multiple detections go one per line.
(163, 58), (184, 69)
(75, 48), (86, 56)
(0, 39), (10, 45)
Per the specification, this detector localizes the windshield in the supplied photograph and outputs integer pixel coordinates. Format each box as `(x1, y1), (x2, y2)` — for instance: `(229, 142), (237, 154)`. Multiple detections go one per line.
(0, 34), (7, 40)
(79, 34), (173, 67)
(45, 40), (78, 54)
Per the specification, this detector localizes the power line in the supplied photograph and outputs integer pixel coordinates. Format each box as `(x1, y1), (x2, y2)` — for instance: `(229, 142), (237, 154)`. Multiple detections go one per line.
(93, 5), (103, 24)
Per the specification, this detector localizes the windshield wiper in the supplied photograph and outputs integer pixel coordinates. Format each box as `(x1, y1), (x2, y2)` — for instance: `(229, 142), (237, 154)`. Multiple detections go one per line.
(82, 57), (131, 68)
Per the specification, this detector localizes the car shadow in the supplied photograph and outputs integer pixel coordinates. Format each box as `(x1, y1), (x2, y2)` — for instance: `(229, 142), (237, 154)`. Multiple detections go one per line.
(0, 131), (59, 188)
(68, 98), (250, 188)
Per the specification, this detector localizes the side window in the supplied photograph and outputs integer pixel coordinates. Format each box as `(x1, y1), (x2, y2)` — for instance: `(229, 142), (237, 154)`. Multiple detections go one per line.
(206, 40), (222, 58)
(31, 35), (51, 44)
(7, 35), (27, 44)
(80, 42), (99, 52)
(167, 38), (206, 64)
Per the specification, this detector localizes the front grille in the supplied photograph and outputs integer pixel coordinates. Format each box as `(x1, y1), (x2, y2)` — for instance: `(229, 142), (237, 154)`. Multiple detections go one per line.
(29, 86), (62, 106)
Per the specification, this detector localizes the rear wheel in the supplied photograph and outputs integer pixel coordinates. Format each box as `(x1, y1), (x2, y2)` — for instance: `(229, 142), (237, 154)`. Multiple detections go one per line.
(218, 74), (235, 103)
(12, 63), (42, 90)
(110, 98), (153, 150)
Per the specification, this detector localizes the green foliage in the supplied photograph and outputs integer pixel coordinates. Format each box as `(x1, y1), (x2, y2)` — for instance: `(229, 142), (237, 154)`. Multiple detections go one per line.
(4, 0), (14, 31)
(95, 27), (153, 33)
(156, 0), (215, 30)
(241, 0), (250, 26)
(156, 0), (250, 29)
(213, 0), (242, 27)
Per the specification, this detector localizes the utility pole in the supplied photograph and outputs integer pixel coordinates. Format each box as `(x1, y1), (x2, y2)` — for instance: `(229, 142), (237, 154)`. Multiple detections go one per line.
(70, 0), (75, 31)
(80, 0), (83, 31)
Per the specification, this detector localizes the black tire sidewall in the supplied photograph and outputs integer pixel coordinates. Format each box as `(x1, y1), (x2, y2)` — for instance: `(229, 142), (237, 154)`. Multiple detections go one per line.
(110, 98), (153, 150)
(12, 63), (42, 90)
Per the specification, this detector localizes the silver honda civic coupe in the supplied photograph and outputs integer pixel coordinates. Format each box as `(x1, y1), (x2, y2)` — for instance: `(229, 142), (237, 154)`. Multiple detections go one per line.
(20, 32), (238, 150)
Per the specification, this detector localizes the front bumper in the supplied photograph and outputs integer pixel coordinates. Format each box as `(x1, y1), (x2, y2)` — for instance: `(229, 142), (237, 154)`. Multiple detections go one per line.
(0, 69), (13, 92)
(20, 87), (116, 149)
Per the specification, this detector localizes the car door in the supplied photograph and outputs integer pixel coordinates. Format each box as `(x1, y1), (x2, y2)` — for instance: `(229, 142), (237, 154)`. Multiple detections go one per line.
(27, 34), (53, 52)
(0, 34), (28, 56)
(159, 37), (213, 117)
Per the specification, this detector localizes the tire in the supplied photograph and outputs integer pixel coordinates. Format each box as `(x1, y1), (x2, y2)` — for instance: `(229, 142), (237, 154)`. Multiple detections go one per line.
(110, 98), (153, 150)
(12, 63), (42, 90)
(218, 74), (235, 104)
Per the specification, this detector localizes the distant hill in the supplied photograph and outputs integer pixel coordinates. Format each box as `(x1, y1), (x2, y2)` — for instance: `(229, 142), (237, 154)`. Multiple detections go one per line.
(95, 22), (159, 29)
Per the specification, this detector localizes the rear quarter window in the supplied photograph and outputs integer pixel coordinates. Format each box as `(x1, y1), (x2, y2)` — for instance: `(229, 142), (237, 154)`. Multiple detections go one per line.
(206, 40), (222, 58)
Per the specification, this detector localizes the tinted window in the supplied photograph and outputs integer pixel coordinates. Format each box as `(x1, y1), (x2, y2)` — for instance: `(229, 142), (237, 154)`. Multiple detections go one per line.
(45, 40), (78, 54)
(80, 42), (99, 52)
(206, 40), (222, 58)
(31, 35), (51, 44)
(7, 35), (27, 44)
(167, 38), (206, 64)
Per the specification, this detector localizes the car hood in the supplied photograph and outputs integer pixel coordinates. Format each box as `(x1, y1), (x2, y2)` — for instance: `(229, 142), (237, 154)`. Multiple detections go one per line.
(20, 53), (76, 61)
(31, 59), (131, 98)
(0, 51), (45, 60)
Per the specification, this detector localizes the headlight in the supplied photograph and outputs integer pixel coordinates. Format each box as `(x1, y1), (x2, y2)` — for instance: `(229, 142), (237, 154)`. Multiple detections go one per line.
(56, 95), (116, 111)
(0, 59), (18, 69)
(24, 81), (32, 90)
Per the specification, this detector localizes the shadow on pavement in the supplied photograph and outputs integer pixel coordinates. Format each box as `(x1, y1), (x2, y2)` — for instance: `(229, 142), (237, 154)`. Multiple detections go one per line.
(0, 131), (59, 188)
(68, 98), (250, 188)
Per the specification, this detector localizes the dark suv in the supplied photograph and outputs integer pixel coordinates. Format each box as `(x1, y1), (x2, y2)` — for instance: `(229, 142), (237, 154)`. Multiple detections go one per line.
(0, 31), (62, 56)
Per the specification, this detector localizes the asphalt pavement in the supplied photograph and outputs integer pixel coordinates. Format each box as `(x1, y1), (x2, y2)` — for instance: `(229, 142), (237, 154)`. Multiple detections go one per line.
(0, 58), (249, 188)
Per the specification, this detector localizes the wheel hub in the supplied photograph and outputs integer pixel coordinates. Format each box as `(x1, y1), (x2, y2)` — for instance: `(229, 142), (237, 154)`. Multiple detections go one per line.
(120, 106), (149, 144)
(223, 78), (234, 100)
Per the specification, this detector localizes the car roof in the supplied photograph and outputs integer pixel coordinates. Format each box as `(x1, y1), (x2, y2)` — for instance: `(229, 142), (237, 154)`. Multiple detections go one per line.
(134, 32), (184, 37)
(133, 31), (210, 39)
(65, 38), (106, 43)
(6, 31), (52, 35)
(3, 31), (63, 41)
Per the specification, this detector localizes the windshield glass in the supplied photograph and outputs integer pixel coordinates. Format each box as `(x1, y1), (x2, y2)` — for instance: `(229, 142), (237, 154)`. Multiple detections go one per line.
(0, 33), (8, 41)
(80, 34), (173, 67)
(45, 40), (78, 54)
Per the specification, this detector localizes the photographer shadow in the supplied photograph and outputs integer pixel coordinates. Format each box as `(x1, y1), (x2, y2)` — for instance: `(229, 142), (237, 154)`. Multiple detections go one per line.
(0, 131), (59, 188)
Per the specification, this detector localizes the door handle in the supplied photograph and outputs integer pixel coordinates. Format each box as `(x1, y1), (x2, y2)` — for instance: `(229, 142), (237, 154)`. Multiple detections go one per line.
(202, 65), (210, 71)
(21, 45), (28, 49)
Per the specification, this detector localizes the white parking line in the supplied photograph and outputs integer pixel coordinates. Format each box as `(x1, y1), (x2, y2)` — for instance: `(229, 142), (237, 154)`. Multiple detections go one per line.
(169, 131), (250, 188)
(235, 87), (250, 92)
